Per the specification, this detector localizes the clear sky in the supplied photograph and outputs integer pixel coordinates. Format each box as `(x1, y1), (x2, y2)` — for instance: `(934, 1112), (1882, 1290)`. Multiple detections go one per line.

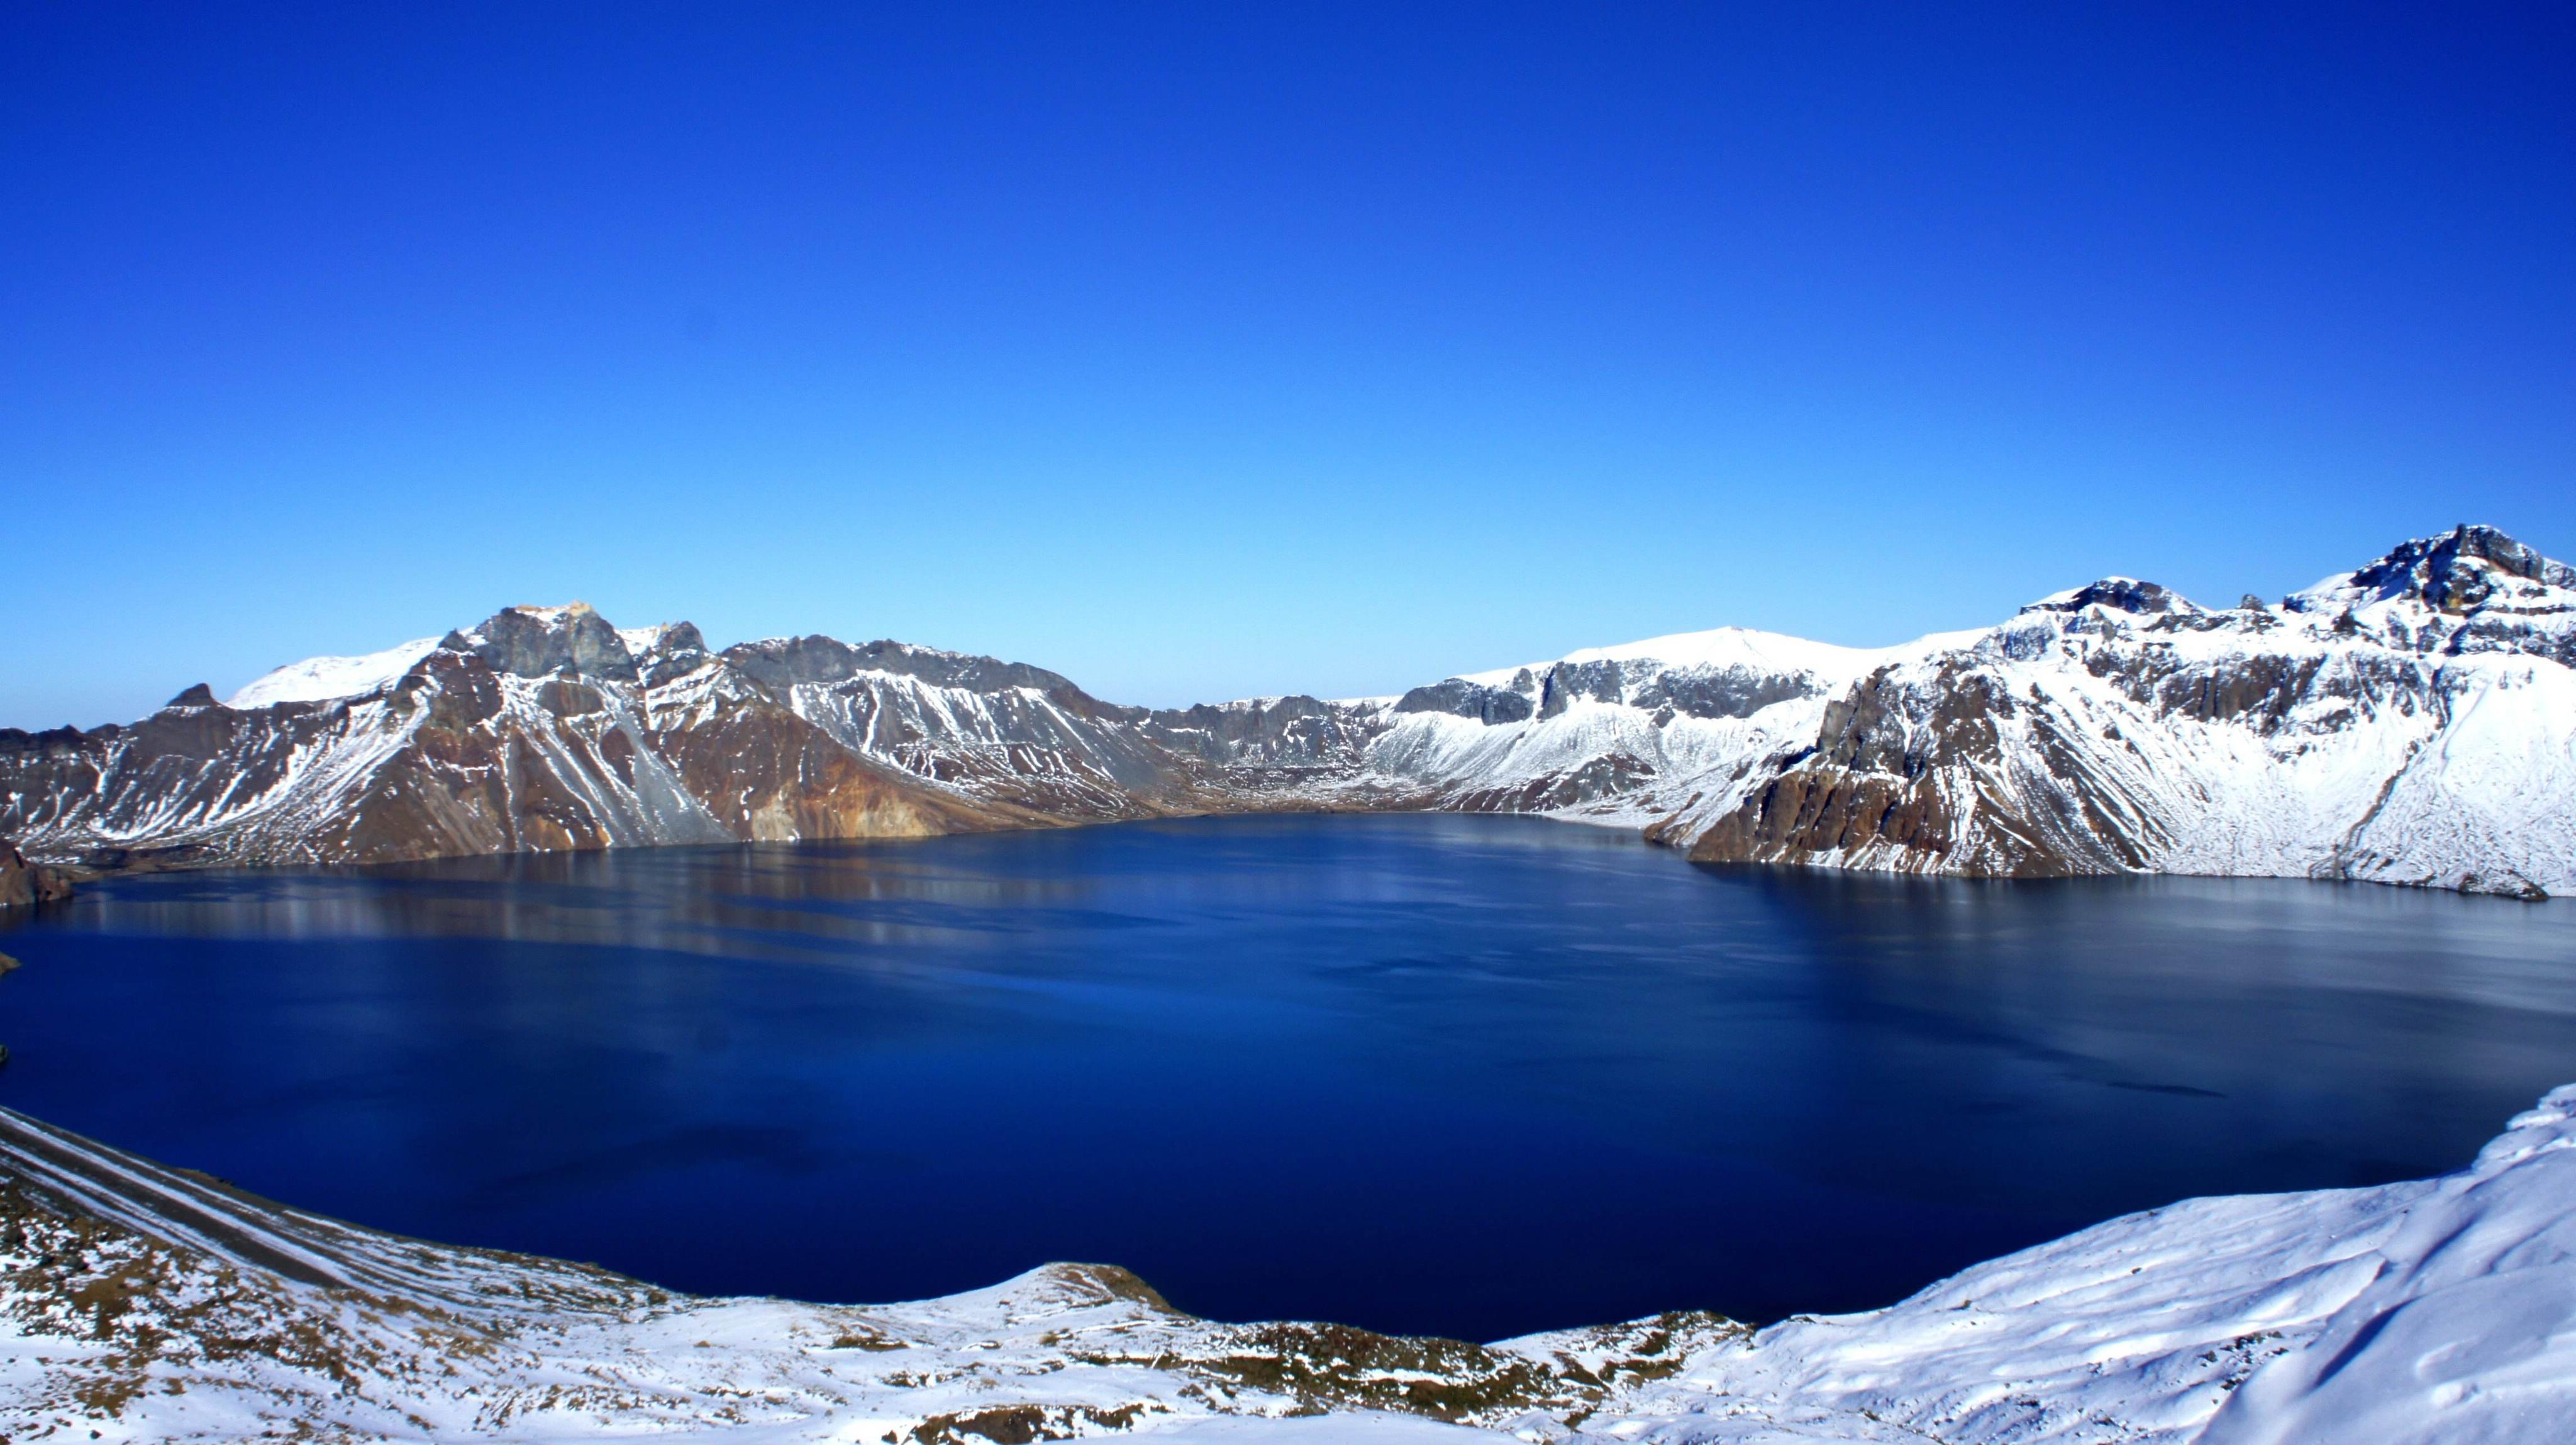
(4, 3), (2570, 728)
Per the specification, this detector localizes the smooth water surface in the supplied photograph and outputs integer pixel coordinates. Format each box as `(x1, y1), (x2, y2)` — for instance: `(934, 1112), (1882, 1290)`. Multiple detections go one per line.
(4, 814), (2573, 1341)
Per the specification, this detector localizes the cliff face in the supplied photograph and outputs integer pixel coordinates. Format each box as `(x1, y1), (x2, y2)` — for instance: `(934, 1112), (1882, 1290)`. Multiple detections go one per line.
(3, 527), (2570, 896)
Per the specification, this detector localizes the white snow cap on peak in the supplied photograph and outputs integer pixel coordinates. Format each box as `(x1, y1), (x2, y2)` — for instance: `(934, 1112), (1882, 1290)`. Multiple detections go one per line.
(228, 637), (445, 709)
(1457, 625), (1911, 689)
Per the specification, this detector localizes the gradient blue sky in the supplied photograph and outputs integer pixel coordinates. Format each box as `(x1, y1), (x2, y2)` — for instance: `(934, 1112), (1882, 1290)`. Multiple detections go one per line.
(5, 3), (2570, 727)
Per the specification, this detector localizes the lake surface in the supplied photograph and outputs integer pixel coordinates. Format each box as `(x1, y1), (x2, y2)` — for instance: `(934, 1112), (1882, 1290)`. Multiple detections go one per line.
(4, 813), (2573, 1341)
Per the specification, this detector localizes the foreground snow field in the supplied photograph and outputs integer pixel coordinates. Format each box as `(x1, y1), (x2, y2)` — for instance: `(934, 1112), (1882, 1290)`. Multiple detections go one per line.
(5, 1085), (2573, 1442)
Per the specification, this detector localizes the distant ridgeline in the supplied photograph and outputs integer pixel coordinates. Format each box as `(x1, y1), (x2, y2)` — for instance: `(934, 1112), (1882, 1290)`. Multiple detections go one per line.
(3, 525), (2571, 898)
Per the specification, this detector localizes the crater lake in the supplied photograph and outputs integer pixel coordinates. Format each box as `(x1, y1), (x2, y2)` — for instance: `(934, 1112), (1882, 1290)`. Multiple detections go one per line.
(4, 813), (2572, 1342)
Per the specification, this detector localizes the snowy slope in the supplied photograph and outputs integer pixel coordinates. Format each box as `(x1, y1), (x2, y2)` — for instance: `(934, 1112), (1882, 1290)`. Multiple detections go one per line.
(227, 635), (445, 707)
(1550, 1083), (2576, 1444)
(8, 1086), (2576, 1442)
(1455, 625), (1906, 688)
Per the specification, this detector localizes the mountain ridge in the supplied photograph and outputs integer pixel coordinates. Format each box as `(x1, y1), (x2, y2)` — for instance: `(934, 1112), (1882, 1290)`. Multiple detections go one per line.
(4, 524), (2570, 896)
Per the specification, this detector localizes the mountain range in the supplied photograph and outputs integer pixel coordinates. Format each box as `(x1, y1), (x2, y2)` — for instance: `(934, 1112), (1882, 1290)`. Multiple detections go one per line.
(4, 523), (2570, 897)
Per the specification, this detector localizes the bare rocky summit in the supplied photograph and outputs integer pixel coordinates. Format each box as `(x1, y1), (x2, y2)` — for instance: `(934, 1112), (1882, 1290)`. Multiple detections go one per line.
(3, 525), (2570, 896)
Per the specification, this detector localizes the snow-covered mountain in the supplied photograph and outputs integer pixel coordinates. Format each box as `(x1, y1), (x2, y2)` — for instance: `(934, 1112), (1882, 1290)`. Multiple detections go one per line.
(1357, 624), (1953, 818)
(8, 1083), (2575, 1441)
(1668, 526), (2576, 896)
(3, 525), (2570, 895)
(0, 604), (1186, 869)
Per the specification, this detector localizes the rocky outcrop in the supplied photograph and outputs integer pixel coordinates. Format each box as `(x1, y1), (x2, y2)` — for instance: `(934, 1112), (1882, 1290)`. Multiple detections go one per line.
(2020, 576), (2199, 616)
(0, 840), (73, 910)
(1681, 658), (2162, 878)
(1396, 678), (1537, 724)
(445, 601), (641, 683)
(1134, 695), (1391, 772)
(1, 526), (2568, 896)
(2331, 522), (2576, 616)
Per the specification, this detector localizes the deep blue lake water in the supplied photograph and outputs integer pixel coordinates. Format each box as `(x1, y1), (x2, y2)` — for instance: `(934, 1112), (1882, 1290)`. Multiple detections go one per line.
(4, 813), (2573, 1341)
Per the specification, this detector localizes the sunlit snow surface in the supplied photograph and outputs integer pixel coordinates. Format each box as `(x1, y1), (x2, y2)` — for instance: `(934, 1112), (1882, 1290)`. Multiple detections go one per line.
(224, 635), (445, 708)
(6, 1086), (2575, 1441)
(1455, 625), (1924, 688)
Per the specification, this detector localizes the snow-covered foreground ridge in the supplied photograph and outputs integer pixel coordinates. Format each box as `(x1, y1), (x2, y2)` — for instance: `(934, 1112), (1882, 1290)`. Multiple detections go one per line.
(4, 523), (2572, 896)
(8, 1086), (2576, 1442)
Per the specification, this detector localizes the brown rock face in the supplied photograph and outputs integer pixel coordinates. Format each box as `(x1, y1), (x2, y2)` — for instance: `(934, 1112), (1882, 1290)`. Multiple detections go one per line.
(1687, 661), (2005, 873)
(645, 689), (1014, 842)
(0, 840), (74, 909)
(1685, 654), (2176, 879)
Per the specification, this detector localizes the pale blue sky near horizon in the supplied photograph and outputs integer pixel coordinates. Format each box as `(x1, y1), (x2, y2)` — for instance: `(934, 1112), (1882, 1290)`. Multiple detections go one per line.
(4, 3), (2571, 728)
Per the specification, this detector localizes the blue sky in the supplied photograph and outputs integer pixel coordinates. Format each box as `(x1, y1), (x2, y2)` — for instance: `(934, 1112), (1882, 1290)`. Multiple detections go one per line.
(4, 3), (2570, 727)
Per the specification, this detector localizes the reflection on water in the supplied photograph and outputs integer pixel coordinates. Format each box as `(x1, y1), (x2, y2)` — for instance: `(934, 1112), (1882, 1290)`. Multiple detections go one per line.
(4, 814), (2573, 1341)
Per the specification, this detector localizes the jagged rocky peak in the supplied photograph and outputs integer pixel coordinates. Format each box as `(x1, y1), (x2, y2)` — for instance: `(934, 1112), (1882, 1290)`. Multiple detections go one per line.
(616, 620), (709, 659)
(616, 621), (714, 684)
(2307, 523), (2576, 616)
(1394, 634), (1843, 727)
(440, 601), (640, 683)
(1133, 694), (1374, 766)
(719, 633), (1081, 696)
(2020, 576), (2200, 616)
(1395, 676), (1536, 723)
(164, 683), (218, 710)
